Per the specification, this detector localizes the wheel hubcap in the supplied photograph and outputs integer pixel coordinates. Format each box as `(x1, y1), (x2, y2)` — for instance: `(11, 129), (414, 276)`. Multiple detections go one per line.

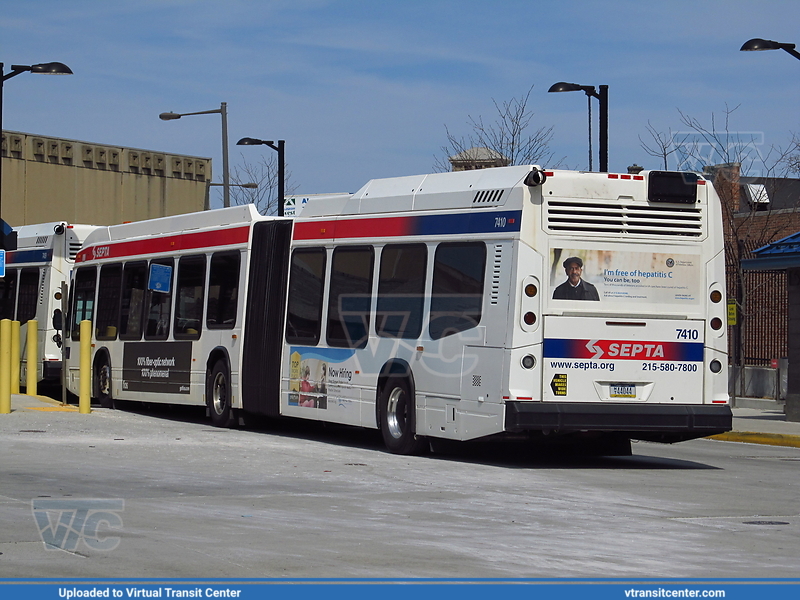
(386, 387), (407, 440)
(212, 372), (227, 415)
(99, 366), (111, 396)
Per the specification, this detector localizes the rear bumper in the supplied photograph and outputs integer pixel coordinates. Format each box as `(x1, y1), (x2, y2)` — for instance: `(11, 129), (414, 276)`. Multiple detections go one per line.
(505, 401), (732, 443)
(42, 360), (62, 382)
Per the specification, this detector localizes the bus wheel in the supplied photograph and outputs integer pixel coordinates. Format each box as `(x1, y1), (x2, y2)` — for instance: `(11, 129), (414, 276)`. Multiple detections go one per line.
(96, 361), (113, 409)
(207, 360), (234, 428)
(379, 376), (425, 455)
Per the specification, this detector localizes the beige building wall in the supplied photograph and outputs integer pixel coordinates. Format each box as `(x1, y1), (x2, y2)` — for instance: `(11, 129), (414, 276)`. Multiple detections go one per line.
(1, 130), (210, 227)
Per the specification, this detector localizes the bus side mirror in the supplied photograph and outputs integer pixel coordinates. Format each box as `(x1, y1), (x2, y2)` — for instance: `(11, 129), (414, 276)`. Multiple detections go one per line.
(52, 309), (63, 331)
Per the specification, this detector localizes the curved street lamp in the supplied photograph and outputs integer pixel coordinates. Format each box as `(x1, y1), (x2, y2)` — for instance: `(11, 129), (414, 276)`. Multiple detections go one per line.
(1, 61), (73, 239)
(740, 38), (800, 61)
(548, 82), (608, 172)
(236, 137), (285, 217)
(159, 102), (230, 208)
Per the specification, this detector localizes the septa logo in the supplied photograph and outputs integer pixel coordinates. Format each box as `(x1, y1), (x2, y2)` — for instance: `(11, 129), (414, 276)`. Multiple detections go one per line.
(604, 341), (665, 358)
(544, 338), (703, 362)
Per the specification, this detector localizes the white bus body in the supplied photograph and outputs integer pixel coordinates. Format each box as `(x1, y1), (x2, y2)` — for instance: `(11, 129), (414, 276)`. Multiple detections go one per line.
(1, 222), (99, 384)
(64, 167), (731, 453)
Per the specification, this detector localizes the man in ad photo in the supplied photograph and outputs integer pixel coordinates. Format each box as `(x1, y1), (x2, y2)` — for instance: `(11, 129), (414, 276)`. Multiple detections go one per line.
(552, 256), (600, 301)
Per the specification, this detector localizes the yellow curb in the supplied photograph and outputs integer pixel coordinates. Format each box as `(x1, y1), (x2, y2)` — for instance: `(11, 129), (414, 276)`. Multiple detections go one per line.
(25, 406), (79, 412)
(709, 431), (800, 448)
(17, 392), (64, 405)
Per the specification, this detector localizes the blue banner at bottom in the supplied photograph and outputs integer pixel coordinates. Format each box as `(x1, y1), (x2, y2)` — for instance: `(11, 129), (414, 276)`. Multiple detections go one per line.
(0, 581), (799, 600)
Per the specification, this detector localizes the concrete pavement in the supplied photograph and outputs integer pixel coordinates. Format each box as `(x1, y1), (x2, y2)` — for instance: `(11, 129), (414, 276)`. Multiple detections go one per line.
(5, 392), (800, 448)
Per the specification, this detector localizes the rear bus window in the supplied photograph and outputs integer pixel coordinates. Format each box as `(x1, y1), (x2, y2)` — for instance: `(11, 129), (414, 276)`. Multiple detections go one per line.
(96, 264), (122, 340)
(286, 248), (326, 345)
(327, 246), (374, 349)
(17, 268), (41, 324)
(429, 242), (486, 340)
(377, 244), (426, 339)
(71, 267), (97, 341)
(120, 262), (147, 340)
(207, 251), (240, 329)
(144, 259), (174, 340)
(175, 255), (206, 340)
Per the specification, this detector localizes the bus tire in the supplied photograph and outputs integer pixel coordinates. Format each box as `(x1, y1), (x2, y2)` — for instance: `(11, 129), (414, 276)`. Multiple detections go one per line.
(96, 360), (113, 409)
(207, 359), (234, 428)
(379, 376), (425, 455)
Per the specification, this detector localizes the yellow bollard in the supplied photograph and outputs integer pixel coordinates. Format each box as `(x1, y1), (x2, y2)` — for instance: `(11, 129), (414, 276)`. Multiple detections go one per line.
(79, 320), (92, 414)
(26, 319), (38, 396)
(11, 321), (20, 394)
(0, 319), (11, 414)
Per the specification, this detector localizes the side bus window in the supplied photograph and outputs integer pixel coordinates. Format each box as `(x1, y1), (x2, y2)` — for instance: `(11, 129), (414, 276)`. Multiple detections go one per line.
(17, 268), (41, 323)
(120, 261), (147, 341)
(286, 248), (327, 345)
(145, 259), (174, 340)
(174, 255), (206, 340)
(327, 246), (374, 349)
(96, 263), (122, 340)
(207, 251), (240, 330)
(429, 242), (486, 340)
(71, 266), (98, 341)
(377, 244), (427, 339)
(0, 269), (18, 320)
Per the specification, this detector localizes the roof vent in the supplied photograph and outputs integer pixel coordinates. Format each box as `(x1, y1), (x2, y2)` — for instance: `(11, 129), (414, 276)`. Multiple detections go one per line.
(472, 189), (505, 205)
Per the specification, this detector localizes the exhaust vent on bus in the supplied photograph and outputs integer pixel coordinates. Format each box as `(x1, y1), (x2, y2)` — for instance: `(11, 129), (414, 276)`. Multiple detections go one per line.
(546, 199), (703, 237)
(69, 241), (82, 260)
(473, 189), (505, 205)
(491, 244), (504, 305)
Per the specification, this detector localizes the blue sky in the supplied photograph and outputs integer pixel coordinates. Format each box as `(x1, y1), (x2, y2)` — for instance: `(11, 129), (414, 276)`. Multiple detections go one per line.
(2, 0), (799, 207)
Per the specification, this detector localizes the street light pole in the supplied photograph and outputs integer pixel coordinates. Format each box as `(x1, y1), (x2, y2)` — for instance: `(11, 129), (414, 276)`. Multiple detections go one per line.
(1, 61), (72, 233)
(740, 38), (800, 61)
(236, 137), (286, 217)
(159, 102), (230, 208)
(548, 82), (609, 172)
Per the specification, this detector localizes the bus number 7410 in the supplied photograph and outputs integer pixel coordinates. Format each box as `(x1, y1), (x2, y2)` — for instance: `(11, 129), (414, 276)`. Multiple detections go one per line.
(675, 328), (699, 340)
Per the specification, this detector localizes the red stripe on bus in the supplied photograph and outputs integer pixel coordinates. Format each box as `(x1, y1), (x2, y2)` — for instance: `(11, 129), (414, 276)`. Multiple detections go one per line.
(76, 226), (250, 263)
(293, 217), (408, 240)
(292, 220), (337, 240)
(335, 217), (407, 239)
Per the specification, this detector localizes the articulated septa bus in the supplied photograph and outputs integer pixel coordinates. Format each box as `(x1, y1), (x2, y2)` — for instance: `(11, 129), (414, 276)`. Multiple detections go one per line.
(1, 222), (100, 386)
(63, 167), (732, 454)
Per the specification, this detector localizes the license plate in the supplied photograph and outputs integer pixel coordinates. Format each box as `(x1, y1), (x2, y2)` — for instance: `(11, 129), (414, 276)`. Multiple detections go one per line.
(610, 384), (636, 398)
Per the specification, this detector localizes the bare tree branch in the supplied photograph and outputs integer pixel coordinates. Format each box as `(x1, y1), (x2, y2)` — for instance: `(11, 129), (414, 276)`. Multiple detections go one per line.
(227, 152), (296, 215)
(638, 120), (688, 170)
(434, 86), (565, 171)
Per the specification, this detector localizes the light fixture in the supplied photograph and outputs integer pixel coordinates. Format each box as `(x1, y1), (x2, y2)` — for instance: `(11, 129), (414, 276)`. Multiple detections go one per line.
(159, 103), (230, 208)
(1, 61), (73, 238)
(236, 137), (286, 217)
(740, 38), (800, 60)
(548, 82), (608, 172)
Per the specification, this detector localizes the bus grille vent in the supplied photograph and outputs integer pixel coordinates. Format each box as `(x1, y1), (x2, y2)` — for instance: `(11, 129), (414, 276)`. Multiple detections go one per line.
(546, 199), (703, 237)
(36, 236), (49, 245)
(491, 244), (503, 305)
(69, 242), (82, 260)
(473, 189), (505, 205)
(38, 269), (46, 306)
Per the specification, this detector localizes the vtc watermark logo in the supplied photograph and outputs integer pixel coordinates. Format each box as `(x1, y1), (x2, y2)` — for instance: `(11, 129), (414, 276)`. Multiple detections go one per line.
(31, 498), (124, 551)
(672, 131), (767, 176)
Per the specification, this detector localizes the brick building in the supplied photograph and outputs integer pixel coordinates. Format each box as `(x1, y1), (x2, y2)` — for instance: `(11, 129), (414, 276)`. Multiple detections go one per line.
(709, 163), (800, 397)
